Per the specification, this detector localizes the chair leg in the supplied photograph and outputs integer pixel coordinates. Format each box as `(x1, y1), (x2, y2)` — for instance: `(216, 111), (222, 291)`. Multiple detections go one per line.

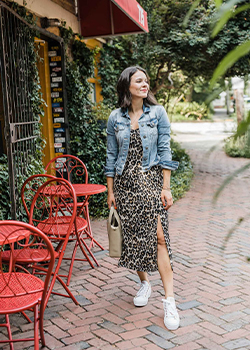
(6, 314), (14, 350)
(79, 234), (100, 266)
(55, 275), (79, 305)
(39, 305), (46, 347)
(34, 304), (39, 350)
(66, 238), (79, 286)
(77, 233), (96, 268)
(84, 205), (104, 250)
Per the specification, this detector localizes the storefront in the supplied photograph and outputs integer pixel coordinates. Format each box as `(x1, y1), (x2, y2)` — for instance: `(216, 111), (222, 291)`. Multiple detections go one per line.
(0, 0), (148, 218)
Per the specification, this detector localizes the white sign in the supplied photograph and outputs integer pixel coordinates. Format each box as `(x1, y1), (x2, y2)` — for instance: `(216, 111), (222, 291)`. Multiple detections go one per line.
(52, 67), (62, 72)
(51, 83), (59, 88)
(56, 158), (66, 163)
(54, 107), (63, 113)
(55, 137), (65, 143)
(49, 62), (57, 67)
(51, 92), (59, 98)
(52, 77), (62, 82)
(48, 51), (57, 57)
(54, 117), (64, 123)
(54, 143), (62, 147)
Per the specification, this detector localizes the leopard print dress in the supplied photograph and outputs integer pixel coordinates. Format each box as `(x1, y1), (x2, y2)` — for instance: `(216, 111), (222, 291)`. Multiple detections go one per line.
(114, 128), (173, 272)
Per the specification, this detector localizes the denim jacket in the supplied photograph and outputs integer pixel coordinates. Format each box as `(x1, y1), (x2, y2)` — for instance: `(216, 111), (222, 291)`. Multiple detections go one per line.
(104, 104), (179, 177)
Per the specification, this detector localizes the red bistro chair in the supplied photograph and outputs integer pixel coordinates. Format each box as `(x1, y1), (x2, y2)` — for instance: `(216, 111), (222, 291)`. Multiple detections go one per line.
(21, 173), (99, 286)
(45, 154), (88, 185)
(45, 155), (103, 284)
(21, 174), (56, 218)
(0, 221), (55, 350)
(28, 178), (88, 305)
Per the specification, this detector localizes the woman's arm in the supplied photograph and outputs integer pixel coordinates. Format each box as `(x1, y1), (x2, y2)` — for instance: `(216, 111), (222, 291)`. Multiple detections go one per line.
(157, 106), (179, 171)
(104, 112), (119, 177)
(161, 169), (173, 210)
(107, 177), (116, 209)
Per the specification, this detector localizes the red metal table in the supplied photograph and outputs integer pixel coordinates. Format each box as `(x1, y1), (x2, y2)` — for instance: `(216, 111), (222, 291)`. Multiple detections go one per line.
(42, 183), (106, 254)
(72, 183), (106, 197)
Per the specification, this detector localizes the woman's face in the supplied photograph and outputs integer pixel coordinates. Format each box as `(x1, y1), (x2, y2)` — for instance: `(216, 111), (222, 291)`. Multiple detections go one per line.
(129, 70), (149, 99)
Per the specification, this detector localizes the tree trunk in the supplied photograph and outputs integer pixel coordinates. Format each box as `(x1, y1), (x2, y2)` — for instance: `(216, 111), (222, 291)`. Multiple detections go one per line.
(235, 89), (244, 125)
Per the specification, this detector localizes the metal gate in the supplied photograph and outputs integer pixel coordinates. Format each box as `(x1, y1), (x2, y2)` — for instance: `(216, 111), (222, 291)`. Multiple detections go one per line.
(0, 2), (66, 219)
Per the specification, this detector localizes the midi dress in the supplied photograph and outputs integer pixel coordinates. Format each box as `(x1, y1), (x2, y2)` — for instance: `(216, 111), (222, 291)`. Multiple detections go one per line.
(114, 128), (173, 272)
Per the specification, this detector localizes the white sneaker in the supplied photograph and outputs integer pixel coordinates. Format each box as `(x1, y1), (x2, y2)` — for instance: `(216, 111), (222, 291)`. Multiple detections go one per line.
(133, 281), (151, 307)
(162, 297), (180, 330)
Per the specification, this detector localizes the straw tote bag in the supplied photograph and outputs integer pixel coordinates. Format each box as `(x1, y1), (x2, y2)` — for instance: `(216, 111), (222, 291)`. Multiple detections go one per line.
(107, 206), (123, 258)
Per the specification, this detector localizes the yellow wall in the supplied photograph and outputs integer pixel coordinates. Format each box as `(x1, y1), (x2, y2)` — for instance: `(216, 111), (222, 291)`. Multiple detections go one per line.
(84, 39), (103, 104)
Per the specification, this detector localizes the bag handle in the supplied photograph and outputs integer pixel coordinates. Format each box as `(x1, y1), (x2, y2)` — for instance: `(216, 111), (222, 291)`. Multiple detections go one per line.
(108, 205), (120, 227)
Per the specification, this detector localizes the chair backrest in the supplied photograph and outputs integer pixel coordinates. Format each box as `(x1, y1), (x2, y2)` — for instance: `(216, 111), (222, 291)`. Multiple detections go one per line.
(21, 174), (56, 218)
(45, 154), (88, 184)
(0, 221), (55, 314)
(29, 178), (77, 244)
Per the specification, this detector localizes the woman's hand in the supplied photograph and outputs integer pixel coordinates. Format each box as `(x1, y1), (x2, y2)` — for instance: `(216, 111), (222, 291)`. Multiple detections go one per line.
(107, 192), (117, 210)
(161, 189), (173, 210)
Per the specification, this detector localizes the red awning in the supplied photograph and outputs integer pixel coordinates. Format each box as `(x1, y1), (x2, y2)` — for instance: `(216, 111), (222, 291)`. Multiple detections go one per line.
(78, 0), (149, 38)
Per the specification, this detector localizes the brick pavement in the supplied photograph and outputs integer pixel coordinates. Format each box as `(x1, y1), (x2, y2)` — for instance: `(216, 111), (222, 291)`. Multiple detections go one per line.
(1, 130), (250, 350)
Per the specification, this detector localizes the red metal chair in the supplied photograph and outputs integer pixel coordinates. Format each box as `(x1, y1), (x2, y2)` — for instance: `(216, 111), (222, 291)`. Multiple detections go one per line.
(0, 220), (55, 350)
(45, 155), (103, 284)
(21, 173), (99, 286)
(45, 154), (88, 184)
(28, 178), (88, 305)
(21, 174), (56, 218)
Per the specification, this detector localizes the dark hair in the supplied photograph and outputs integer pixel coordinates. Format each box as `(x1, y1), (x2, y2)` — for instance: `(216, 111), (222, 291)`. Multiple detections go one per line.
(117, 66), (158, 109)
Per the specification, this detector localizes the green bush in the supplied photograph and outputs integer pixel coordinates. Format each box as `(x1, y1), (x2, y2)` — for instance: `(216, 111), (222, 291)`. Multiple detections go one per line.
(171, 139), (193, 201)
(171, 101), (211, 121)
(224, 134), (250, 158)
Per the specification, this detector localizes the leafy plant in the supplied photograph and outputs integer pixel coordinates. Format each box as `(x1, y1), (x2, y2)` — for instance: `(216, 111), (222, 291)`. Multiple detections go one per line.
(59, 28), (108, 217)
(92, 102), (112, 122)
(171, 101), (211, 120)
(170, 140), (193, 202)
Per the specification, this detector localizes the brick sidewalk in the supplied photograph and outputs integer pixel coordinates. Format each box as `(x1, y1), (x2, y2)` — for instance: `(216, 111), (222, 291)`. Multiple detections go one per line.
(1, 135), (250, 350)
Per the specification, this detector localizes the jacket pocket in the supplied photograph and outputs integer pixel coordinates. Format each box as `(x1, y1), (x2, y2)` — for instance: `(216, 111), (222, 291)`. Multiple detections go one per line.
(146, 118), (158, 135)
(114, 122), (126, 132)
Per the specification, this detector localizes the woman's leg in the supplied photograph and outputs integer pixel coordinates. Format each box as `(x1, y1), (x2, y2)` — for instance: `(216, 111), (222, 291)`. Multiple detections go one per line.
(157, 215), (174, 298)
(157, 215), (179, 330)
(137, 271), (149, 283)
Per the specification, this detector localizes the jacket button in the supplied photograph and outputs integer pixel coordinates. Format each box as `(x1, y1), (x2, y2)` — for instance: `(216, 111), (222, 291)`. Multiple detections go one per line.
(143, 135), (146, 138)
(144, 157), (147, 161)
(145, 147), (148, 150)
(141, 124), (144, 127)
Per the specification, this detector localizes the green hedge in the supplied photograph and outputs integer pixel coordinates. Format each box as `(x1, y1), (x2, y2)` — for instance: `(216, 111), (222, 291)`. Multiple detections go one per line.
(170, 139), (193, 201)
(224, 134), (250, 158)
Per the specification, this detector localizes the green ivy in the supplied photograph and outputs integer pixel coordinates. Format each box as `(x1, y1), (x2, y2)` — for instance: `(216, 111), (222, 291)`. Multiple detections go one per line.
(60, 28), (108, 217)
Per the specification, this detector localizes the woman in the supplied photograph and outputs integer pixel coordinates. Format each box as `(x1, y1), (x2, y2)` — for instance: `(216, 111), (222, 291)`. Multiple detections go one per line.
(104, 66), (180, 330)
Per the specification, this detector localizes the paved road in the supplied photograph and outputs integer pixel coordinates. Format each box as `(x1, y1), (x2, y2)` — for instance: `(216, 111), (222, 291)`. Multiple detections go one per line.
(2, 120), (250, 350)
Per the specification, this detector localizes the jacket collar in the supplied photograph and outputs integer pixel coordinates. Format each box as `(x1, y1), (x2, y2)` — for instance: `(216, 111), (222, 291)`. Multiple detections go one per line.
(122, 104), (151, 117)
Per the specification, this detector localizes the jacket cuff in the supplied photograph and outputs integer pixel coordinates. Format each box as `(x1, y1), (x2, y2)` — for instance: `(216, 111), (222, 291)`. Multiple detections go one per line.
(159, 160), (179, 171)
(104, 166), (115, 177)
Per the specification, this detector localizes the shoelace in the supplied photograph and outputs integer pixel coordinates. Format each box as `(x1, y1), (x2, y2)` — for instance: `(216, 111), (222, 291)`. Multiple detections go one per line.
(162, 300), (178, 319)
(136, 283), (149, 297)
